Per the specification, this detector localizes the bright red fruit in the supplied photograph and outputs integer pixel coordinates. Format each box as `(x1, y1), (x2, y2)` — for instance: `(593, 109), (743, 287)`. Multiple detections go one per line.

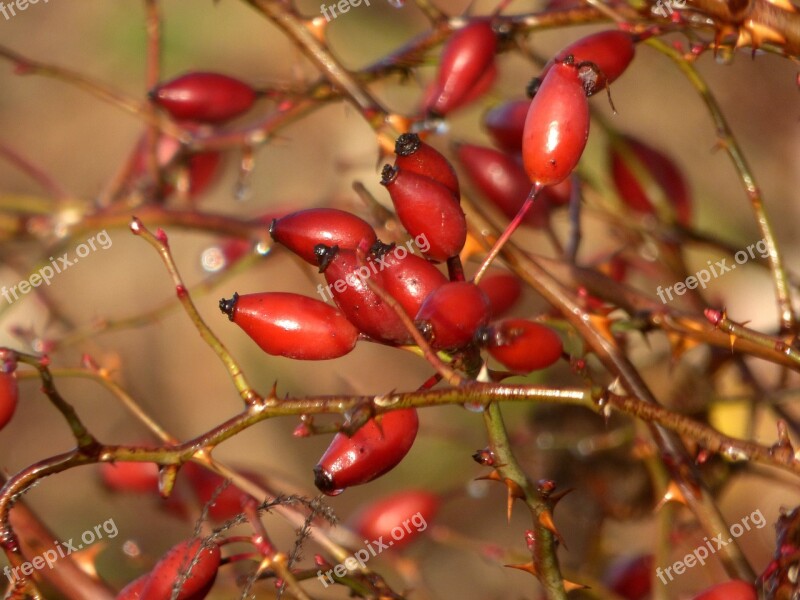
(522, 61), (590, 187)
(117, 573), (149, 599)
(609, 136), (692, 226)
(101, 461), (159, 494)
(371, 242), (448, 318)
(316, 245), (412, 344)
(270, 208), (377, 265)
(0, 370), (18, 431)
(415, 282), (491, 350)
(603, 554), (653, 600)
(537, 30), (636, 96)
(691, 580), (757, 600)
(477, 270), (522, 318)
(182, 463), (260, 522)
(454, 142), (555, 228)
(423, 21), (497, 116)
(349, 490), (440, 549)
(394, 133), (460, 197)
(219, 292), (359, 360)
(150, 72), (256, 123)
(483, 99), (530, 153)
(137, 538), (221, 600)
(380, 166), (466, 262)
(313, 408), (419, 495)
(483, 319), (563, 373)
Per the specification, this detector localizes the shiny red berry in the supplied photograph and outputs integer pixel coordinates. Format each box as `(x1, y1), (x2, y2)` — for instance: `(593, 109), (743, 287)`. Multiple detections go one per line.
(609, 136), (692, 226)
(380, 166), (466, 262)
(483, 99), (530, 153)
(522, 60), (590, 187)
(691, 581), (757, 600)
(219, 292), (359, 360)
(182, 463), (261, 522)
(270, 208), (377, 265)
(0, 369), (18, 431)
(371, 242), (448, 318)
(137, 537), (221, 600)
(477, 270), (523, 318)
(536, 30), (635, 97)
(454, 142), (555, 228)
(394, 133), (460, 197)
(483, 319), (563, 373)
(349, 490), (440, 549)
(313, 408), (419, 495)
(603, 554), (653, 600)
(423, 20), (497, 116)
(100, 461), (159, 494)
(415, 282), (491, 350)
(150, 72), (256, 123)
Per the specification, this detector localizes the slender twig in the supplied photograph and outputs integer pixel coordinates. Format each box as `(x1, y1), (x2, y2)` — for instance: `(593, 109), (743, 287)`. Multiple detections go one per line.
(0, 142), (70, 201)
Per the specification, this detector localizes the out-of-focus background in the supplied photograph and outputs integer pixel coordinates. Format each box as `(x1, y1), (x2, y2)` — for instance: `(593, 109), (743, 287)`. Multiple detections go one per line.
(0, 1), (799, 598)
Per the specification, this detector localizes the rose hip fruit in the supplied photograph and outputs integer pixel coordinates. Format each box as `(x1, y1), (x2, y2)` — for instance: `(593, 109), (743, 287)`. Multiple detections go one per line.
(522, 60), (590, 187)
(137, 537), (221, 600)
(483, 99), (530, 153)
(349, 490), (440, 549)
(150, 72), (256, 123)
(219, 292), (359, 360)
(415, 282), (491, 350)
(270, 208), (377, 265)
(454, 142), (555, 228)
(394, 133), (460, 197)
(101, 461), (159, 494)
(603, 554), (653, 600)
(182, 463), (260, 522)
(316, 245), (412, 344)
(482, 319), (563, 373)
(690, 580), (757, 600)
(477, 270), (522, 318)
(313, 408), (419, 495)
(380, 166), (466, 262)
(371, 242), (448, 318)
(609, 135), (692, 226)
(535, 30), (636, 97)
(423, 20), (497, 116)
(0, 370), (18, 431)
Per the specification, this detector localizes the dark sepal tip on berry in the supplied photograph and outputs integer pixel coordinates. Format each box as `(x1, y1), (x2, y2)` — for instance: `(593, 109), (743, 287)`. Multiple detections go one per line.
(369, 239), (396, 257)
(313, 465), (336, 493)
(219, 292), (239, 321)
(526, 77), (542, 98)
(268, 218), (277, 238)
(473, 325), (492, 346)
(380, 164), (399, 186)
(314, 243), (339, 273)
(394, 133), (422, 157)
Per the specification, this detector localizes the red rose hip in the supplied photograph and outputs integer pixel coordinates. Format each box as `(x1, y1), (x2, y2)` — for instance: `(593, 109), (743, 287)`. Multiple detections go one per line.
(483, 99), (530, 153)
(137, 537), (221, 600)
(349, 490), (440, 549)
(150, 72), (256, 123)
(483, 319), (563, 373)
(314, 408), (419, 495)
(0, 369), (18, 431)
(219, 292), (359, 360)
(690, 580), (757, 600)
(394, 133), (460, 197)
(371, 242), (448, 318)
(415, 282), (491, 350)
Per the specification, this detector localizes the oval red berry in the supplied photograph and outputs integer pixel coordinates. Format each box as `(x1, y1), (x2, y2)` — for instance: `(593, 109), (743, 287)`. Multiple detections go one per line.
(349, 490), (440, 549)
(485, 319), (563, 373)
(415, 282), (491, 350)
(151, 72), (256, 123)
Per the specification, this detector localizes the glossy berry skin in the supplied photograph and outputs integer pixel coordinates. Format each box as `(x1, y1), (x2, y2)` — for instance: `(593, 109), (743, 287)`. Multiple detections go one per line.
(380, 166), (466, 262)
(100, 461), (159, 494)
(137, 538), (221, 600)
(609, 136), (692, 226)
(349, 490), (440, 550)
(602, 554), (653, 600)
(423, 21), (497, 116)
(394, 133), (460, 197)
(317, 246), (412, 344)
(270, 208), (377, 265)
(483, 99), (530, 153)
(219, 292), (359, 360)
(182, 463), (261, 522)
(150, 72), (256, 123)
(483, 319), (563, 373)
(454, 142), (555, 228)
(536, 31), (635, 97)
(313, 408), (419, 495)
(691, 581), (757, 600)
(415, 282), (491, 350)
(522, 61), (590, 187)
(0, 371), (18, 431)
(372, 244), (448, 318)
(477, 270), (522, 318)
